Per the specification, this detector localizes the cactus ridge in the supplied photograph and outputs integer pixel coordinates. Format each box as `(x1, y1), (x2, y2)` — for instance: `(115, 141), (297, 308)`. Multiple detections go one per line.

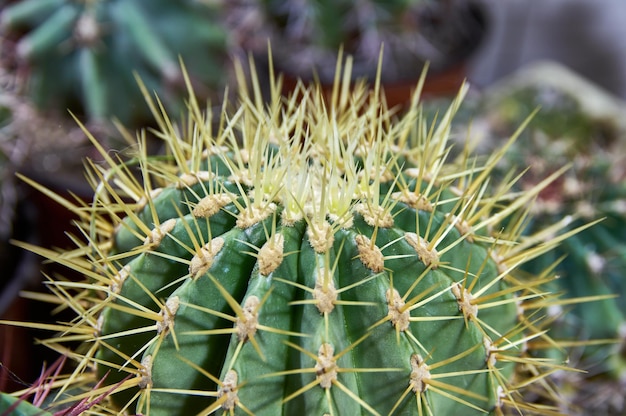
(2, 59), (585, 415)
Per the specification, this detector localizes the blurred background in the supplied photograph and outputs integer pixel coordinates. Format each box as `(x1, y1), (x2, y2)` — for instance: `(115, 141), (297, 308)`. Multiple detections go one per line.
(0, 0), (625, 414)
(470, 0), (626, 97)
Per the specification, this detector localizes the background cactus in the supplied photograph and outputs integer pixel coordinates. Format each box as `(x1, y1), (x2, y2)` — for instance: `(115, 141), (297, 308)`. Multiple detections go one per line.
(245, 0), (484, 82)
(1, 59), (587, 415)
(0, 0), (228, 124)
(485, 66), (626, 414)
(476, 63), (626, 351)
(425, 61), (626, 414)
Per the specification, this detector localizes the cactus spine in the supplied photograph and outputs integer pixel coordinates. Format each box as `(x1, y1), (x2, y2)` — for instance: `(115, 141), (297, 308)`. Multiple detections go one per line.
(2, 58), (585, 415)
(482, 75), (626, 407)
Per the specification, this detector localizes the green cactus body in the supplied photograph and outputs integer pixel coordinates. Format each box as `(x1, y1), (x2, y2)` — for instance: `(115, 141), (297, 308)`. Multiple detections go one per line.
(0, 393), (53, 416)
(2, 61), (581, 415)
(0, 0), (227, 124)
(477, 75), (626, 381)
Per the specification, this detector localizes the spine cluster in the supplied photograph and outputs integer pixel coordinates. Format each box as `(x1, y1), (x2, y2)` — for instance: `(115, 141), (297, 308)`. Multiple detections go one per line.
(2, 59), (583, 415)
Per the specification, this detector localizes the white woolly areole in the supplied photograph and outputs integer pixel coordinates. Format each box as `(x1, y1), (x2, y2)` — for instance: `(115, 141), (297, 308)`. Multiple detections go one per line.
(404, 232), (439, 268)
(144, 218), (177, 247)
(258, 233), (285, 276)
(315, 343), (337, 389)
(386, 288), (410, 332)
(218, 370), (239, 411)
(156, 296), (180, 334)
(192, 193), (232, 218)
(355, 234), (385, 273)
(410, 354), (431, 393)
(236, 296), (260, 342)
(189, 237), (225, 279)
(313, 267), (337, 314)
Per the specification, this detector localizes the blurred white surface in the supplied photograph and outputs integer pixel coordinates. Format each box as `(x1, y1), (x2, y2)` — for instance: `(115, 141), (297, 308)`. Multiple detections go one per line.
(469, 0), (626, 98)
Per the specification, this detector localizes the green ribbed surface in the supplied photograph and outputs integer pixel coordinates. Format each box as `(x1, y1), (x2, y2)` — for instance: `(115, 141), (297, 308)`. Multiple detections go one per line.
(1, 62), (576, 415)
(98, 153), (522, 415)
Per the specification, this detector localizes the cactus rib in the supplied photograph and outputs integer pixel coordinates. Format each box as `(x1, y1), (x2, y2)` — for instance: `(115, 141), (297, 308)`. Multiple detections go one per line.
(0, 57), (588, 415)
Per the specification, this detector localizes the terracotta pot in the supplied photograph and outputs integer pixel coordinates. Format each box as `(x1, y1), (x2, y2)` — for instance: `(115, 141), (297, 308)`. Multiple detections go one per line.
(278, 60), (468, 110)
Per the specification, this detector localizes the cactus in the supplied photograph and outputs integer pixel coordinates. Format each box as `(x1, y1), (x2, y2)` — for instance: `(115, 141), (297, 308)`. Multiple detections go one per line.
(251, 0), (483, 82)
(0, 58), (588, 415)
(511, 122), (626, 354)
(1, 394), (53, 416)
(0, 0), (228, 124)
(426, 62), (626, 414)
(477, 63), (626, 361)
(260, 0), (425, 51)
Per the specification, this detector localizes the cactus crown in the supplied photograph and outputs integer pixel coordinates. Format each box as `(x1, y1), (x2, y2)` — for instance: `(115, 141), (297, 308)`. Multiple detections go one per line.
(3, 55), (586, 415)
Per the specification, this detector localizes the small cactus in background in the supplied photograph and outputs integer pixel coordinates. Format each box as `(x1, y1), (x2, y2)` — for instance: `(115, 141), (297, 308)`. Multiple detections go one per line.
(260, 0), (427, 51)
(482, 63), (626, 352)
(504, 110), (626, 351)
(1, 58), (589, 415)
(249, 0), (484, 82)
(448, 62), (626, 414)
(0, 0), (228, 124)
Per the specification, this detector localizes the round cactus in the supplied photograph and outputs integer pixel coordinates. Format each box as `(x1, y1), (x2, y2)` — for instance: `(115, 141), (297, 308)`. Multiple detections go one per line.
(0, 0), (228, 124)
(3, 59), (584, 415)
